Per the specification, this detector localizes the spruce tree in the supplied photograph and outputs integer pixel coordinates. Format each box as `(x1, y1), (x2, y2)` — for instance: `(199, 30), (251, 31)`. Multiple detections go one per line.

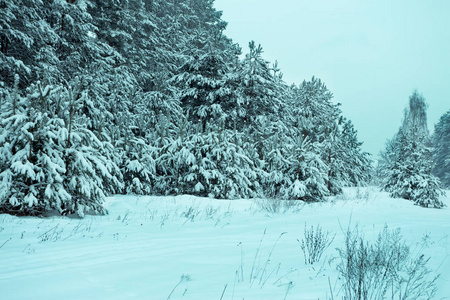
(380, 91), (444, 208)
(432, 110), (450, 188)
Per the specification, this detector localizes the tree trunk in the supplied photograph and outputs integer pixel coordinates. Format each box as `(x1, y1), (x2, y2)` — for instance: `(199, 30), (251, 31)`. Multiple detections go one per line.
(1, 35), (8, 54)
(328, 151), (332, 192)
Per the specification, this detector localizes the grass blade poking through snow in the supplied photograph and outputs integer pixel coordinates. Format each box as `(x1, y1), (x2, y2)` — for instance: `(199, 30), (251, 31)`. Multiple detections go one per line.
(167, 274), (191, 300)
(219, 284), (227, 300)
(0, 237), (11, 249)
(248, 230), (287, 288)
(259, 232), (287, 287)
(250, 228), (266, 284)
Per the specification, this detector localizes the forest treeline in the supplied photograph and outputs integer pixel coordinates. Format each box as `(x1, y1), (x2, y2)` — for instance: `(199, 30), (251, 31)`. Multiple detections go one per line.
(0, 0), (447, 216)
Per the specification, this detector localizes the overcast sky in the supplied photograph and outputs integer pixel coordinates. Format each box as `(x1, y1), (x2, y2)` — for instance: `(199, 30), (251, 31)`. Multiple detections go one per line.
(214, 0), (450, 157)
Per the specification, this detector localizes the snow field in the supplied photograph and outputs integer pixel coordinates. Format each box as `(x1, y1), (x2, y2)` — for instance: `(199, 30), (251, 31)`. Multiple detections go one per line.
(0, 187), (449, 299)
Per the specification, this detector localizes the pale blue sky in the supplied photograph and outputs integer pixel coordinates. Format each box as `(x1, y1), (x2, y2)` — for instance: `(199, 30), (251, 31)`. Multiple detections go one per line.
(214, 0), (450, 157)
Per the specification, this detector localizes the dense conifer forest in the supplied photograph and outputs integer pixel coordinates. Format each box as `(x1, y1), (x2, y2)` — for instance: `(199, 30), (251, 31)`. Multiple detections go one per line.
(1, 0), (446, 216)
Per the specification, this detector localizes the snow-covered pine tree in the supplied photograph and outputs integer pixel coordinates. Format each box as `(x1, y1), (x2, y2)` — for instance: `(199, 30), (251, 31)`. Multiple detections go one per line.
(338, 119), (372, 186)
(0, 77), (69, 215)
(260, 120), (292, 199)
(236, 41), (283, 132)
(171, 29), (231, 132)
(0, 0), (52, 88)
(227, 44), (288, 198)
(169, 0), (240, 134)
(0, 0), (112, 87)
(381, 129), (417, 199)
(283, 136), (330, 202)
(253, 84), (289, 171)
(432, 110), (450, 187)
(154, 118), (260, 199)
(88, 0), (163, 91)
(285, 78), (344, 199)
(380, 91), (444, 208)
(117, 120), (157, 195)
(0, 77), (122, 216)
(321, 116), (346, 195)
(153, 116), (194, 195)
(61, 79), (123, 215)
(193, 129), (260, 199)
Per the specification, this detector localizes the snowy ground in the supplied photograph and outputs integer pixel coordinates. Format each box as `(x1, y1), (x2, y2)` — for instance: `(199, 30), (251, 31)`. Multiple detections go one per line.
(1, 187), (449, 300)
